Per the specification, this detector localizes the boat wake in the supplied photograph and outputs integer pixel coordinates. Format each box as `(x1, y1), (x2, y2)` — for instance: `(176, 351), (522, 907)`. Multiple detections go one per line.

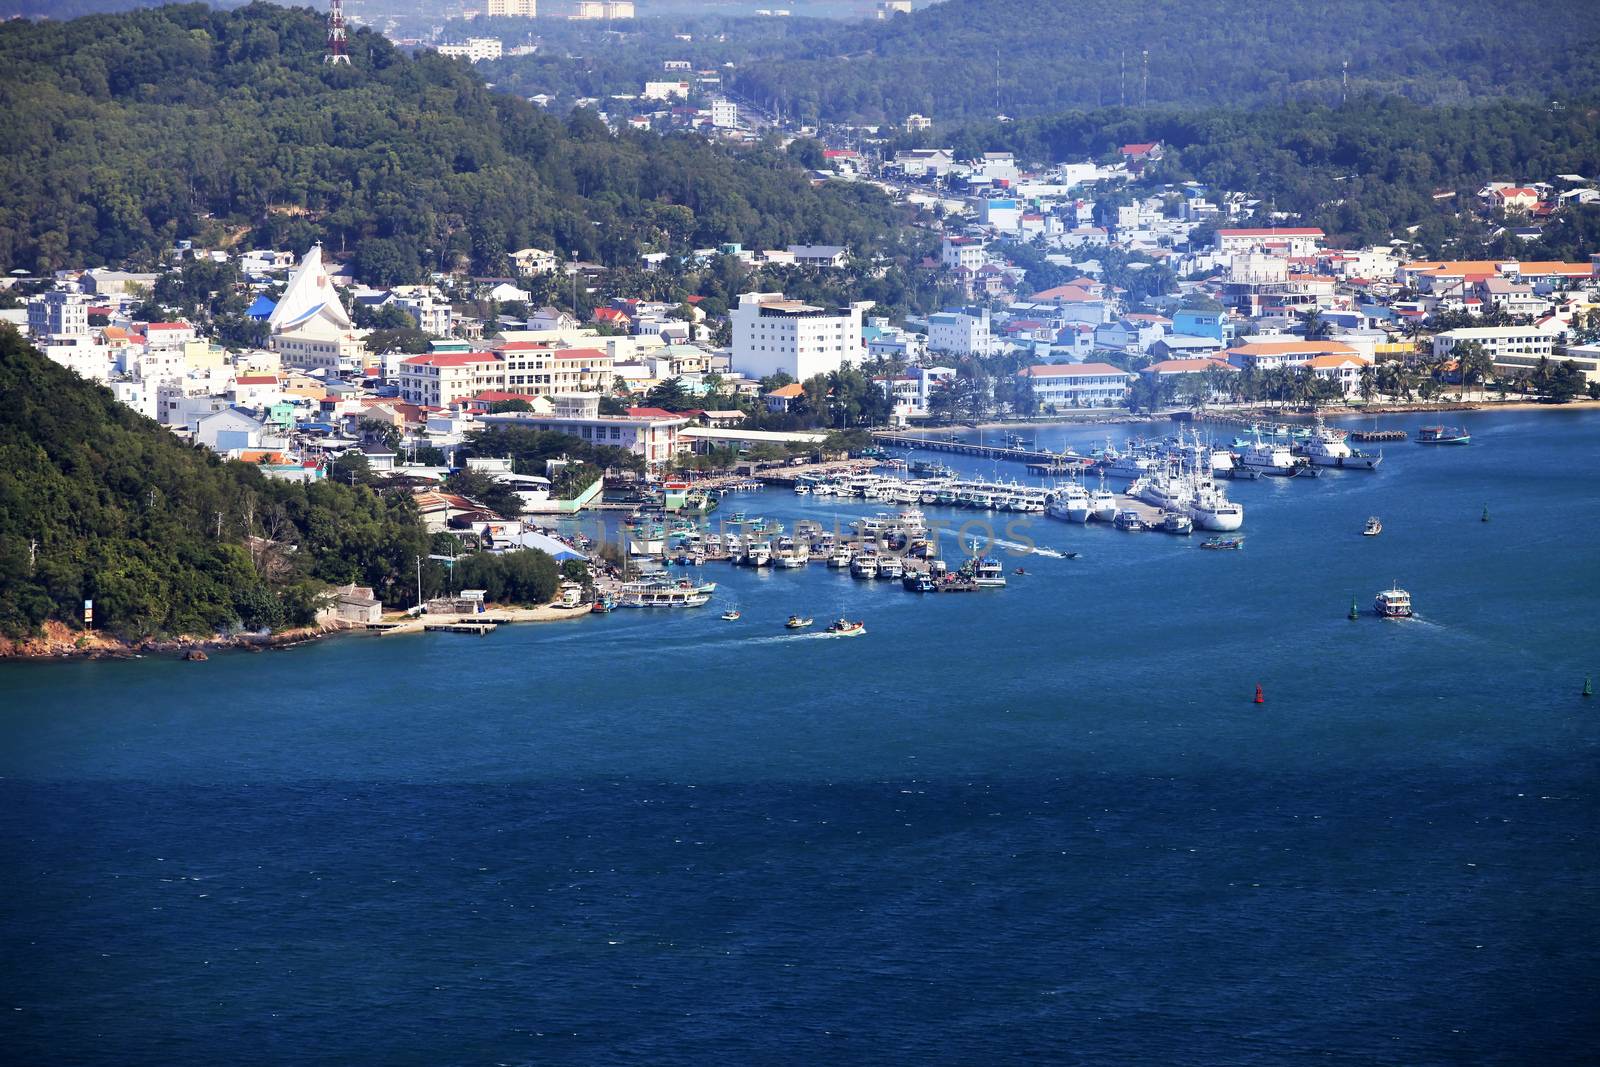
(965, 535), (1065, 559)
(734, 632), (837, 645)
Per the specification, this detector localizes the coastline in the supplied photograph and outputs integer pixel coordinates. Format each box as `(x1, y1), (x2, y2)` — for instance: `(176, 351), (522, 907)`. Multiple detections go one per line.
(0, 600), (592, 663)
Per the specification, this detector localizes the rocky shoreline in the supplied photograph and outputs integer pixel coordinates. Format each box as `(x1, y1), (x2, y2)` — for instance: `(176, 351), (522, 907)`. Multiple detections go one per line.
(0, 619), (353, 662)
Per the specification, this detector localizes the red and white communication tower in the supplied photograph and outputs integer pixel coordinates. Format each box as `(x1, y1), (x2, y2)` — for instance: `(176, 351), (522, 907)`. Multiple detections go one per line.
(325, 0), (351, 65)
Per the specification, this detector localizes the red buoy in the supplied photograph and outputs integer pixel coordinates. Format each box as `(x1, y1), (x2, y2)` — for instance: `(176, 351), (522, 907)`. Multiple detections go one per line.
(1254, 683), (1265, 704)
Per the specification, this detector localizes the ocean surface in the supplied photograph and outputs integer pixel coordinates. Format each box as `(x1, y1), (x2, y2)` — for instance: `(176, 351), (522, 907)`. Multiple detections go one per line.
(4, 407), (1599, 1064)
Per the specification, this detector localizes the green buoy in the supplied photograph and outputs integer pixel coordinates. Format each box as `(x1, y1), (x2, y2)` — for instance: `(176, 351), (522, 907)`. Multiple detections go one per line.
(1585, 676), (1593, 699)
(1349, 596), (1360, 620)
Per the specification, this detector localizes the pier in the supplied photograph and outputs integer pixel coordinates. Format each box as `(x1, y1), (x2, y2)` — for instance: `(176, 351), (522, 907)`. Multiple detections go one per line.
(424, 622), (498, 635)
(871, 431), (1091, 471)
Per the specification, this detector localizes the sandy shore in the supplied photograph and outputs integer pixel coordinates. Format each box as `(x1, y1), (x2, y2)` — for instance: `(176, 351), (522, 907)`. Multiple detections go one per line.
(375, 603), (592, 635)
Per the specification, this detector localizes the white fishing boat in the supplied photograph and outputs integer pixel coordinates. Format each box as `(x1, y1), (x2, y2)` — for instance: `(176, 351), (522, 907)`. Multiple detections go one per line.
(876, 556), (904, 580)
(1298, 419), (1383, 469)
(1187, 474), (1245, 532)
(1047, 482), (1092, 523)
(827, 547), (854, 568)
(850, 555), (880, 579)
(1238, 436), (1302, 476)
(1089, 476), (1118, 523)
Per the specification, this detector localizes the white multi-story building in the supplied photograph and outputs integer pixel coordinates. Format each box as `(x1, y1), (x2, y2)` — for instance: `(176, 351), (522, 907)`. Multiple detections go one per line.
(1431, 324), (1564, 376)
(390, 288), (453, 336)
(643, 80), (691, 100)
(941, 236), (986, 271)
(479, 408), (685, 469)
(731, 292), (869, 382)
(39, 335), (112, 382)
(436, 38), (503, 63)
(511, 248), (558, 276)
(142, 321), (197, 351)
(492, 341), (615, 396)
(398, 352), (506, 407)
(1213, 227), (1326, 257)
(710, 98), (739, 128)
(28, 291), (91, 338)
(1017, 362), (1134, 409)
(486, 0), (537, 15)
(927, 306), (992, 357)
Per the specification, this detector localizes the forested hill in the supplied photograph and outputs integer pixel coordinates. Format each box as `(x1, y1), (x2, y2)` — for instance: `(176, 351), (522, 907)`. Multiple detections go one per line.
(728, 0), (1600, 125)
(0, 329), (429, 641)
(0, 2), (903, 277)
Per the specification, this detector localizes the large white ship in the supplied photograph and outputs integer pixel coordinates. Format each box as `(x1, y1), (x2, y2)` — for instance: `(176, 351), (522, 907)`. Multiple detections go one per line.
(1297, 419), (1382, 469)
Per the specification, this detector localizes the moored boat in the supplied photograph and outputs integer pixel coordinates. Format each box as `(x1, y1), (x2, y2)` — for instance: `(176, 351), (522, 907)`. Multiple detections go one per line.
(1114, 509), (1146, 531)
(1161, 511), (1194, 535)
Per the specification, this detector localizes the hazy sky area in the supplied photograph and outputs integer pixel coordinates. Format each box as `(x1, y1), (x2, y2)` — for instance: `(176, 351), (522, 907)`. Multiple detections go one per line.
(0, 0), (886, 19)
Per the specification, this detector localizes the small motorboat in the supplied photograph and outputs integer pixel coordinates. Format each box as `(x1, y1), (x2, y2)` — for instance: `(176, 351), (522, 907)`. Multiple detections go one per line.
(720, 610), (742, 621)
(1064, 552), (1080, 560)
(1199, 536), (1245, 550)
(1363, 516), (1382, 536)
(590, 597), (615, 614)
(1374, 585), (1413, 618)
(1013, 567), (1027, 575)
(785, 615), (814, 629)
(825, 618), (866, 637)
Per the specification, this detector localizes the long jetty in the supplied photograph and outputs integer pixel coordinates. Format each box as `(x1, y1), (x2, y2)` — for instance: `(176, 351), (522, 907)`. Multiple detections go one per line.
(871, 431), (1091, 472)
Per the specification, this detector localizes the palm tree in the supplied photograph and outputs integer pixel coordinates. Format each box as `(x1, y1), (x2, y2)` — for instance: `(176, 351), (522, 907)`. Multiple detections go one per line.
(1358, 364), (1376, 404)
(1302, 307), (1327, 340)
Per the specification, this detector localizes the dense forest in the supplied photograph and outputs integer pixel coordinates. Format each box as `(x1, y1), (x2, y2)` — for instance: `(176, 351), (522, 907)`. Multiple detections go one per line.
(721, 0), (1600, 125)
(0, 329), (452, 641)
(442, 0), (1600, 125)
(0, 2), (908, 277)
(915, 95), (1600, 252)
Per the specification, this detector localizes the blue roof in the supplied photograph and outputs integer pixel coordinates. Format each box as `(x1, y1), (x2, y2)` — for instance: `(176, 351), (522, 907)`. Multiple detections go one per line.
(246, 295), (277, 319)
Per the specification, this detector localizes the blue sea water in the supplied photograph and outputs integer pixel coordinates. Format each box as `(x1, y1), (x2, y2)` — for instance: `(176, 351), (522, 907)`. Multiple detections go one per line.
(3, 407), (1599, 1064)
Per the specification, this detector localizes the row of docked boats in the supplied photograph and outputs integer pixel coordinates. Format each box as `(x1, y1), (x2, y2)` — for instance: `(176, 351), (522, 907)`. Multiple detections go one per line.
(1048, 461), (1244, 533)
(1099, 422), (1382, 480)
(798, 471), (1049, 512)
